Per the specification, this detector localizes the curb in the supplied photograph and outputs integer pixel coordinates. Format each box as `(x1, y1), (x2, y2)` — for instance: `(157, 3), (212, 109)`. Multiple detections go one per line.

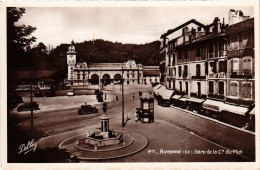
(170, 105), (255, 135)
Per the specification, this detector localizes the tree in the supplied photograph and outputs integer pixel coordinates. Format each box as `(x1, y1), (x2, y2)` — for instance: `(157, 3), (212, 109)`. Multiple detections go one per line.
(7, 7), (36, 71)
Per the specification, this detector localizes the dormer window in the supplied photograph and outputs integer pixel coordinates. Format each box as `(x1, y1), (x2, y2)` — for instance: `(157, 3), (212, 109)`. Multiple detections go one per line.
(197, 27), (201, 31)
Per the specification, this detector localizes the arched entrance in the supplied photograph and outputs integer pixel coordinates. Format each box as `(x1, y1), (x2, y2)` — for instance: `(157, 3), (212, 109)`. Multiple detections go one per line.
(102, 74), (111, 85)
(114, 74), (122, 84)
(90, 74), (99, 85)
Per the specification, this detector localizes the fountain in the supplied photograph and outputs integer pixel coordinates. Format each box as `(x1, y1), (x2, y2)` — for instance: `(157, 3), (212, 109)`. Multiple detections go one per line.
(75, 102), (125, 150)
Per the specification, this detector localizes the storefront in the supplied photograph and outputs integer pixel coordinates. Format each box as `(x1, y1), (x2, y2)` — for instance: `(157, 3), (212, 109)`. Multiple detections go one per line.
(157, 89), (174, 107)
(202, 99), (224, 119)
(221, 103), (249, 127)
(171, 95), (182, 107)
(185, 97), (206, 114)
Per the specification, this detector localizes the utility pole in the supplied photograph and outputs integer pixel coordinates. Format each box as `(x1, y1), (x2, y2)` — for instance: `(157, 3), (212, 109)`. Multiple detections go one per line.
(122, 66), (125, 127)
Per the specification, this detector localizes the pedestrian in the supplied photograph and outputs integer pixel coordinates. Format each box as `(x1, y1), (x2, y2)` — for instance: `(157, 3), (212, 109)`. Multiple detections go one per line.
(116, 95), (119, 101)
(132, 93), (135, 101)
(104, 93), (107, 100)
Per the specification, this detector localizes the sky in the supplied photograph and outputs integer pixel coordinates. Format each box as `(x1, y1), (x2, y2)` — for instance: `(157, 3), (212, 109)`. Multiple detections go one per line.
(17, 6), (254, 48)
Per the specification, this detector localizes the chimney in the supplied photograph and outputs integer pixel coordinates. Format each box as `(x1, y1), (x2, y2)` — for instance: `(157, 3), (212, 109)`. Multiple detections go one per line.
(213, 17), (221, 34)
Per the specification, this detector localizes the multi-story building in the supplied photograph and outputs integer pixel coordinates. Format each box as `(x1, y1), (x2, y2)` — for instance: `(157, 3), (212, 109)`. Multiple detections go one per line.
(66, 41), (160, 87)
(159, 9), (254, 128)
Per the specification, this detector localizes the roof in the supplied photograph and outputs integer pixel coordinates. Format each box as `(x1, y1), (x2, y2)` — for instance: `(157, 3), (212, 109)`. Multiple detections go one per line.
(160, 19), (207, 38)
(143, 70), (160, 76)
(141, 91), (154, 100)
(159, 89), (174, 99)
(15, 71), (57, 79)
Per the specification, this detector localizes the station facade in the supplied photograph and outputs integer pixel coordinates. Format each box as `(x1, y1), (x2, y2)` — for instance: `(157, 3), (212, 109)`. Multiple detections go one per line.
(66, 41), (160, 87)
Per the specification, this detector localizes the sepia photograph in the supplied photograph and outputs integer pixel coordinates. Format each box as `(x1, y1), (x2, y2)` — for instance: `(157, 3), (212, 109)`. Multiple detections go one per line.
(1, 1), (259, 169)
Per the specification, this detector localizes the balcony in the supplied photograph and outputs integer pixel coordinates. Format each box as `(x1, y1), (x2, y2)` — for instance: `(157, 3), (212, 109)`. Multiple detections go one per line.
(196, 57), (201, 61)
(229, 71), (253, 79)
(218, 72), (226, 78)
(177, 59), (183, 63)
(208, 53), (214, 59)
(191, 75), (206, 79)
(183, 58), (189, 62)
(208, 93), (225, 100)
(220, 50), (227, 57)
(208, 73), (218, 78)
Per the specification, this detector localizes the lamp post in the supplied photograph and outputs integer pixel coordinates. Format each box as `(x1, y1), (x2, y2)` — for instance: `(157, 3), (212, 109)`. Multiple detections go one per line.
(122, 66), (125, 127)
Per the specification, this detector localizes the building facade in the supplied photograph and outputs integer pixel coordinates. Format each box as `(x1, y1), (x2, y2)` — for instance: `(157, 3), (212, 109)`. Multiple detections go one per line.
(66, 41), (160, 87)
(160, 9), (254, 128)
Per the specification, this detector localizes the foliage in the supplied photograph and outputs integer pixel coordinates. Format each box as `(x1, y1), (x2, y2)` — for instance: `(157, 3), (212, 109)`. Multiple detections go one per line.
(7, 7), (36, 71)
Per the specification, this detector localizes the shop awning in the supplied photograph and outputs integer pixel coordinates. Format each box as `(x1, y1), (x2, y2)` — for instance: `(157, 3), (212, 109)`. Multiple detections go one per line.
(186, 97), (205, 103)
(155, 86), (166, 96)
(154, 84), (162, 92)
(179, 97), (188, 101)
(249, 108), (255, 115)
(159, 89), (175, 100)
(202, 99), (224, 112)
(171, 95), (182, 100)
(221, 103), (249, 115)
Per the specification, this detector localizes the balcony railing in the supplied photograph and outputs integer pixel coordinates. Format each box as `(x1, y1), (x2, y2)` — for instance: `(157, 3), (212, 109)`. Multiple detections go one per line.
(208, 93), (225, 100)
(196, 57), (201, 61)
(191, 75), (206, 79)
(183, 58), (189, 62)
(208, 53), (214, 58)
(208, 73), (218, 78)
(228, 72), (254, 79)
(177, 59), (183, 63)
(218, 72), (226, 78)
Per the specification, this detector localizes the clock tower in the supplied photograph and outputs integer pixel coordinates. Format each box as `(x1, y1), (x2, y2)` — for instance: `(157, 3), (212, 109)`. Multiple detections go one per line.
(67, 40), (76, 83)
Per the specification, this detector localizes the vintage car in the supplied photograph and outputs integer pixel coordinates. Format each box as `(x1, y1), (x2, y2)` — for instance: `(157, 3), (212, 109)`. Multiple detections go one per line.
(78, 104), (98, 115)
(67, 89), (74, 96)
(17, 102), (40, 112)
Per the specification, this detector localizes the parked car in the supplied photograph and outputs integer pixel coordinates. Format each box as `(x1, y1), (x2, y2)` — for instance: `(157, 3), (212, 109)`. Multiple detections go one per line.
(17, 102), (40, 112)
(78, 104), (98, 115)
(67, 89), (74, 96)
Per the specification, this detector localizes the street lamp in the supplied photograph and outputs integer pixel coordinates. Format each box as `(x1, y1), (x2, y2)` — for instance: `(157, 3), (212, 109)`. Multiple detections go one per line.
(122, 66), (125, 127)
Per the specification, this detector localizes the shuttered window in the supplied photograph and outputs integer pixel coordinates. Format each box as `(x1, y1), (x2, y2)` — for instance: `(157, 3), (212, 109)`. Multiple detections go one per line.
(242, 83), (251, 98)
(243, 31), (252, 47)
(219, 81), (224, 95)
(196, 64), (201, 76)
(230, 82), (238, 96)
(178, 66), (182, 77)
(231, 58), (239, 73)
(209, 81), (214, 93)
(243, 57), (252, 73)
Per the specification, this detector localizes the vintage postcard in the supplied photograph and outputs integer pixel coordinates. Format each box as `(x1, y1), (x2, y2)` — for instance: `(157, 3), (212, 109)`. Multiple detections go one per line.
(0, 1), (259, 169)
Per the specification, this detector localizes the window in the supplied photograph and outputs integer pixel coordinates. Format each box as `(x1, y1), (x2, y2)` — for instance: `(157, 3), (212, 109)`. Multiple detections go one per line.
(184, 50), (189, 58)
(196, 64), (201, 76)
(184, 65), (188, 78)
(77, 74), (80, 80)
(178, 66), (182, 77)
(169, 56), (171, 65)
(230, 35), (239, 50)
(155, 79), (157, 82)
(179, 81), (182, 93)
(231, 58), (239, 73)
(178, 51), (182, 59)
(219, 60), (227, 72)
(209, 43), (214, 53)
(209, 81), (214, 93)
(219, 81), (224, 95)
(82, 74), (86, 79)
(185, 82), (188, 95)
(242, 31), (252, 47)
(243, 57), (252, 73)
(230, 82), (238, 96)
(173, 67), (176, 76)
(197, 27), (201, 31)
(196, 47), (201, 57)
(242, 82), (251, 98)
(197, 82), (201, 97)
(172, 54), (176, 65)
(132, 71), (135, 78)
